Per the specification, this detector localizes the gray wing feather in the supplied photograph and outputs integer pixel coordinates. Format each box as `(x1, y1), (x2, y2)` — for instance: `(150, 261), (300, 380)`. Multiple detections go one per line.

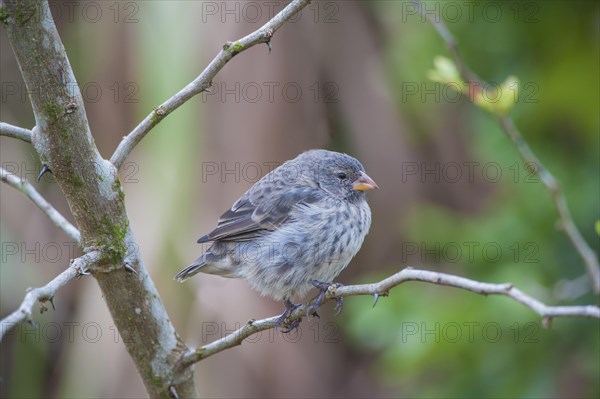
(198, 187), (321, 243)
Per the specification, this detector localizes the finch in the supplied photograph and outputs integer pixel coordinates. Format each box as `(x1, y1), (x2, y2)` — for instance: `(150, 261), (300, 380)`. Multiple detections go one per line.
(175, 149), (377, 328)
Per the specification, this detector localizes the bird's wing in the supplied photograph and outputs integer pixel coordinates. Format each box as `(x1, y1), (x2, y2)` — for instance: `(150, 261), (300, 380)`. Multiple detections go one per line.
(197, 187), (322, 243)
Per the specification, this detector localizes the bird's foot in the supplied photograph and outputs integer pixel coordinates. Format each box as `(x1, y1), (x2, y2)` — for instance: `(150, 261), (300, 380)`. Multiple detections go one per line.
(306, 280), (344, 319)
(275, 299), (302, 333)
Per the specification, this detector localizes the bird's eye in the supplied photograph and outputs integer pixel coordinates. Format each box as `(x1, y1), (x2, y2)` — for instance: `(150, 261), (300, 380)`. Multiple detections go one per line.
(336, 172), (348, 180)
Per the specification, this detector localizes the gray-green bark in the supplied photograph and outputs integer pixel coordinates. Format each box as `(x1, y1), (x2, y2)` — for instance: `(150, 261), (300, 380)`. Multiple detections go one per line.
(2, 1), (197, 397)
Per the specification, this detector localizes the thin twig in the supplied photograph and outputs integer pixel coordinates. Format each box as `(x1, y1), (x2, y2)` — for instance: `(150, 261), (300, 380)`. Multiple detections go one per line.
(109, 0), (312, 169)
(0, 250), (101, 341)
(1, 167), (80, 242)
(182, 267), (600, 365)
(412, 1), (480, 84)
(0, 122), (33, 143)
(498, 116), (600, 291)
(416, 2), (600, 293)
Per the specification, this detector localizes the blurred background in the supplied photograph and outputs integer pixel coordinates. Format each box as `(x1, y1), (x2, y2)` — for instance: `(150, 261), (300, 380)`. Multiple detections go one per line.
(1, 1), (599, 398)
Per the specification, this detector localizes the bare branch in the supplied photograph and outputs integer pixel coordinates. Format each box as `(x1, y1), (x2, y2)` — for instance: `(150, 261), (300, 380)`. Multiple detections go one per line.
(0, 250), (101, 341)
(1, 167), (81, 242)
(416, 2), (600, 293)
(498, 116), (600, 292)
(184, 315), (282, 364)
(182, 267), (600, 365)
(0, 122), (33, 143)
(109, 0), (312, 169)
(412, 2), (480, 85)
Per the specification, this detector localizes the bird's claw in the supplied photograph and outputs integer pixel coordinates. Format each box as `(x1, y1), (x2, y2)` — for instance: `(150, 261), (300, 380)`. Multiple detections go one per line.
(275, 299), (302, 333)
(307, 280), (344, 319)
(333, 296), (344, 315)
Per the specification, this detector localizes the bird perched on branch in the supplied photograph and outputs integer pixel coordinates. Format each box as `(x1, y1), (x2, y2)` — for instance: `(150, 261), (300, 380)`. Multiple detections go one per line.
(175, 149), (378, 331)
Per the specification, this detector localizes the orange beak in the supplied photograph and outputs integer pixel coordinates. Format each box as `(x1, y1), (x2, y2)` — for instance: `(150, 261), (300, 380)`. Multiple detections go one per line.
(352, 171), (379, 191)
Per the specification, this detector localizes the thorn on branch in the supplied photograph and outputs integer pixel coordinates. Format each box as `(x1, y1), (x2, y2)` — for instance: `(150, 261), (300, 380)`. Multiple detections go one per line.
(542, 317), (553, 329)
(373, 293), (380, 307)
(123, 262), (137, 274)
(264, 28), (274, 53)
(168, 385), (179, 399)
(373, 291), (389, 307)
(37, 165), (52, 181)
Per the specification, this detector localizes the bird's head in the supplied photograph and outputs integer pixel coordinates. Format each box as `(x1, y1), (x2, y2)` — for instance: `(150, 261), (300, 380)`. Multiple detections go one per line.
(294, 150), (379, 201)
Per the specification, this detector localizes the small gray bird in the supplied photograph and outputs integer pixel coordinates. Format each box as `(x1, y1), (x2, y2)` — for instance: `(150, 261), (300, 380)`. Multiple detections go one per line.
(175, 149), (378, 329)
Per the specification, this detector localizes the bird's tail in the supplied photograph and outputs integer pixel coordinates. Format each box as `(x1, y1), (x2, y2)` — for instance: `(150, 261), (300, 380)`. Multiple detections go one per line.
(174, 257), (206, 282)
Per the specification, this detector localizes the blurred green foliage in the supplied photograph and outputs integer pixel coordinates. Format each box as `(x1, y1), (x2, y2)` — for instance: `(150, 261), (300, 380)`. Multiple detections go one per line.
(344, 1), (599, 397)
